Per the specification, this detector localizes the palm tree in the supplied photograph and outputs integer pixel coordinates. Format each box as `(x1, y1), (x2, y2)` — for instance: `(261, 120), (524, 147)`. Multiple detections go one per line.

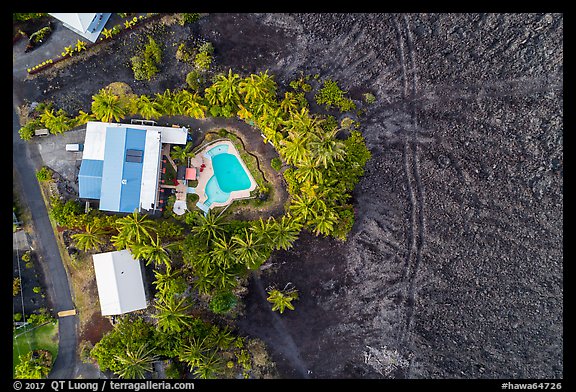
(206, 325), (236, 350)
(153, 295), (194, 333)
(172, 89), (207, 118)
(154, 89), (176, 116)
(210, 69), (241, 106)
(71, 223), (107, 252)
(232, 228), (264, 269)
(211, 265), (241, 292)
(294, 159), (323, 184)
(192, 272), (216, 295)
(268, 215), (302, 251)
(310, 208), (338, 236)
(111, 231), (131, 250)
(262, 129), (285, 148)
(185, 248), (212, 277)
(180, 336), (211, 369)
(210, 236), (237, 269)
(288, 193), (315, 222)
(193, 351), (224, 379)
(130, 234), (172, 269)
(239, 70), (276, 104)
(279, 132), (309, 166)
(254, 70), (277, 96)
(256, 104), (284, 139)
(236, 103), (253, 122)
(308, 128), (346, 168)
(152, 267), (184, 296)
(266, 285), (299, 314)
(249, 217), (273, 245)
(115, 210), (156, 246)
(114, 343), (158, 379)
(170, 142), (195, 164)
(189, 211), (227, 246)
(91, 89), (126, 122)
(136, 94), (162, 120)
(283, 107), (314, 135)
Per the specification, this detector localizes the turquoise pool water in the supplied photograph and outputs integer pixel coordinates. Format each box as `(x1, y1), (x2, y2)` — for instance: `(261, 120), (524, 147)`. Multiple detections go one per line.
(203, 144), (252, 205)
(205, 176), (230, 204)
(212, 153), (252, 192)
(206, 144), (228, 157)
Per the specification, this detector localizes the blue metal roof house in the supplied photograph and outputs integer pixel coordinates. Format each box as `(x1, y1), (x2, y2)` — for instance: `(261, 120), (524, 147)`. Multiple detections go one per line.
(78, 122), (188, 213)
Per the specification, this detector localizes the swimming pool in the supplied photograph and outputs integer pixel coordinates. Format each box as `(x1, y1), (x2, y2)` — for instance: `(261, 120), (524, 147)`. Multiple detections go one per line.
(203, 144), (253, 205)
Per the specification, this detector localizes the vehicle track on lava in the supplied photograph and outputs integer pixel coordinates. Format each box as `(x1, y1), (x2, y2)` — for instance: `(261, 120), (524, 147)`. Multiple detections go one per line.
(392, 14), (427, 367)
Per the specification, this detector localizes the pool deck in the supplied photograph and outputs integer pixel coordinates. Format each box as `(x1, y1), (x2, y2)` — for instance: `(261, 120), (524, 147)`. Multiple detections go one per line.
(191, 139), (257, 210)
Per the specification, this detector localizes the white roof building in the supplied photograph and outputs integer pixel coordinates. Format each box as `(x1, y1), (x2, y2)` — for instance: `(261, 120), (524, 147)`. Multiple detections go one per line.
(92, 249), (147, 316)
(49, 13), (112, 43)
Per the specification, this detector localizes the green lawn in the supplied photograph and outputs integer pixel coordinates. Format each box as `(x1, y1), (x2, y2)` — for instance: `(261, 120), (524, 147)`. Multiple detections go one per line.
(13, 321), (59, 376)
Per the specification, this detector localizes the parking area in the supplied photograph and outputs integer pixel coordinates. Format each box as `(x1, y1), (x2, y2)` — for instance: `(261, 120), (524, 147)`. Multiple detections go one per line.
(33, 127), (86, 196)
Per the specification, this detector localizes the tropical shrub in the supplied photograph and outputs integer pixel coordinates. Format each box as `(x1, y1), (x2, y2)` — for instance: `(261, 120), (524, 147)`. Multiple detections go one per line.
(186, 70), (204, 91)
(289, 75), (312, 93)
(22, 251), (31, 262)
(180, 13), (201, 24)
(48, 197), (84, 227)
(208, 291), (238, 314)
(40, 107), (74, 134)
(13, 278), (21, 297)
(176, 42), (194, 63)
(362, 92), (376, 104)
(18, 119), (40, 140)
(271, 157), (282, 171)
(315, 78), (356, 112)
(90, 316), (157, 376)
(13, 13), (47, 21)
(29, 25), (52, 44)
(131, 36), (162, 81)
(194, 41), (214, 71)
(36, 166), (52, 182)
(27, 308), (54, 326)
(15, 350), (53, 379)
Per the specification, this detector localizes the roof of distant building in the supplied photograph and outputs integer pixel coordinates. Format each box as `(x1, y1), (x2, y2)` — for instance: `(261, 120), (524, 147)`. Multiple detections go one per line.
(49, 13), (112, 43)
(92, 249), (147, 316)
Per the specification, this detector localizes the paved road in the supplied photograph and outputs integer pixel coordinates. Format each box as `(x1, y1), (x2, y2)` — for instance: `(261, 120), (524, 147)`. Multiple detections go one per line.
(13, 108), (78, 379)
(12, 17), (89, 379)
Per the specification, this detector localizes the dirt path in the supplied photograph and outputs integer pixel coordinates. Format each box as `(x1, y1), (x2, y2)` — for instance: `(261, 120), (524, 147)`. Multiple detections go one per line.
(391, 15), (427, 370)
